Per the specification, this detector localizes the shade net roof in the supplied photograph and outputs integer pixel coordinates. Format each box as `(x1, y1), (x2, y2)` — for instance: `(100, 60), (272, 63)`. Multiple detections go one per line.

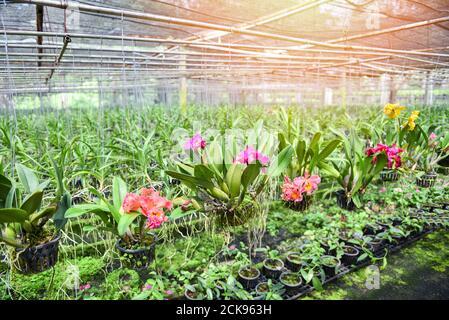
(1, 0), (449, 98)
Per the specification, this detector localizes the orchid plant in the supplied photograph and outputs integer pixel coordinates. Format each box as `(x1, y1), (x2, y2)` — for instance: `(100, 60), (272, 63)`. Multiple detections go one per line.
(366, 143), (404, 171)
(65, 177), (172, 244)
(278, 131), (340, 206)
(167, 126), (294, 225)
(331, 129), (387, 208)
(0, 163), (70, 248)
(413, 130), (449, 174)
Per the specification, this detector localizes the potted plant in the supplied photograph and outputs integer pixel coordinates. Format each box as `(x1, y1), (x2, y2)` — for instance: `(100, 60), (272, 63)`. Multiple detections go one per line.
(414, 131), (449, 188)
(279, 271), (303, 296)
(285, 252), (304, 272)
(255, 280), (285, 300)
(237, 265), (260, 290)
(262, 258), (284, 279)
(0, 164), (70, 274)
(331, 129), (387, 210)
(278, 132), (340, 212)
(319, 255), (341, 278)
(65, 177), (172, 270)
(167, 131), (294, 227)
(340, 245), (360, 266)
(366, 143), (404, 182)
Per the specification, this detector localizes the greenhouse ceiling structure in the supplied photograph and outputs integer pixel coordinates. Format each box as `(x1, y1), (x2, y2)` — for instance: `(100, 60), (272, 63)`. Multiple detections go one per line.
(1, 0), (449, 107)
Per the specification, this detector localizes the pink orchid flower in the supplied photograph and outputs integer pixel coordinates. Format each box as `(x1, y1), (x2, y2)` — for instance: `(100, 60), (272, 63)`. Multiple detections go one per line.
(121, 188), (172, 230)
(366, 143), (404, 169)
(234, 146), (269, 166)
(183, 133), (206, 151)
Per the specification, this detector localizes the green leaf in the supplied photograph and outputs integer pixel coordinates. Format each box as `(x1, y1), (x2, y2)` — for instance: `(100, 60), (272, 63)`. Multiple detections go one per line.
(194, 165), (216, 183)
(54, 192), (71, 229)
(20, 191), (43, 216)
(317, 139), (341, 162)
(267, 145), (294, 177)
(225, 163), (243, 198)
(16, 163), (40, 194)
(241, 163), (262, 190)
(0, 208), (27, 224)
(168, 207), (195, 221)
(112, 176), (127, 210)
(166, 170), (214, 190)
(65, 203), (109, 218)
(118, 212), (139, 236)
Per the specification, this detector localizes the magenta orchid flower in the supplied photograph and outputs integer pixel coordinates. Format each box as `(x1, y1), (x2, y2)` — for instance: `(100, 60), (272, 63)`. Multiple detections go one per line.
(234, 146), (269, 165)
(366, 143), (404, 169)
(183, 133), (206, 151)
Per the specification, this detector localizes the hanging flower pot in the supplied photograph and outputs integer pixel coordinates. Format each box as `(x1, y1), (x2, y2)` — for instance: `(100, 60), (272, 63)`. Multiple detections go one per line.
(214, 202), (256, 227)
(281, 175), (320, 213)
(15, 233), (61, 274)
(380, 169), (399, 182)
(436, 166), (449, 175)
(116, 234), (157, 271)
(416, 173), (437, 188)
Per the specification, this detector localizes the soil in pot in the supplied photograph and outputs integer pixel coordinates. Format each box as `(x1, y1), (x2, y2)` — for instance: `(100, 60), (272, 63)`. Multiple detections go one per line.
(263, 258), (284, 279)
(341, 245), (360, 266)
(320, 239), (337, 256)
(116, 234), (157, 270)
(280, 271), (303, 296)
(320, 255), (341, 278)
(285, 252), (304, 272)
(238, 266), (260, 290)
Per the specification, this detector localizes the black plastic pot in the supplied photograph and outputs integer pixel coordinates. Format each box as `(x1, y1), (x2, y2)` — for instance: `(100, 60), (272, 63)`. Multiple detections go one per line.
(367, 237), (384, 252)
(341, 245), (359, 266)
(416, 173), (437, 188)
(380, 169), (399, 182)
(279, 271), (303, 296)
(285, 252), (304, 272)
(238, 266), (260, 290)
(262, 258), (284, 279)
(320, 255), (341, 278)
(16, 233), (61, 274)
(320, 240), (337, 256)
(363, 224), (384, 236)
(116, 236), (157, 271)
(255, 282), (269, 296)
(336, 190), (356, 211)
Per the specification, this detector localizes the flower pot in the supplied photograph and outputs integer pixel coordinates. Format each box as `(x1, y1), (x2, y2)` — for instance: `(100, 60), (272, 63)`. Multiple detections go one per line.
(15, 233), (61, 274)
(285, 252), (304, 272)
(184, 285), (201, 300)
(364, 224), (385, 236)
(336, 190), (356, 211)
(262, 258), (284, 279)
(279, 271), (303, 296)
(367, 237), (384, 252)
(116, 235), (157, 271)
(341, 245), (359, 266)
(284, 196), (312, 212)
(255, 282), (269, 296)
(380, 170), (399, 182)
(238, 266), (260, 290)
(320, 240), (337, 256)
(320, 255), (341, 278)
(416, 173), (437, 188)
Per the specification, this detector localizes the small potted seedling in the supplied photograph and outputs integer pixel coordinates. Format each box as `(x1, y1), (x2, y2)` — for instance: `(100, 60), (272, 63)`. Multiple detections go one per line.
(285, 252), (304, 272)
(320, 255), (341, 278)
(279, 271), (303, 296)
(262, 258), (284, 279)
(184, 284), (202, 300)
(238, 265), (260, 290)
(341, 245), (359, 266)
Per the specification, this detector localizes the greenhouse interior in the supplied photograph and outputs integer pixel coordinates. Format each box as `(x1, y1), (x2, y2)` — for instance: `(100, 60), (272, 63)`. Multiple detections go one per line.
(1, 0), (449, 302)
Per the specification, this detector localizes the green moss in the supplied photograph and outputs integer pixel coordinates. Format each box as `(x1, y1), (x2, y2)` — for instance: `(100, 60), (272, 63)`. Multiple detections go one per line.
(100, 269), (141, 300)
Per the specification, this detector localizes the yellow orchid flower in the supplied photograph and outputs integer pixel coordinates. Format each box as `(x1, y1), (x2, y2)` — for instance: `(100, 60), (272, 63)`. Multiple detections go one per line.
(383, 103), (406, 119)
(403, 110), (420, 131)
